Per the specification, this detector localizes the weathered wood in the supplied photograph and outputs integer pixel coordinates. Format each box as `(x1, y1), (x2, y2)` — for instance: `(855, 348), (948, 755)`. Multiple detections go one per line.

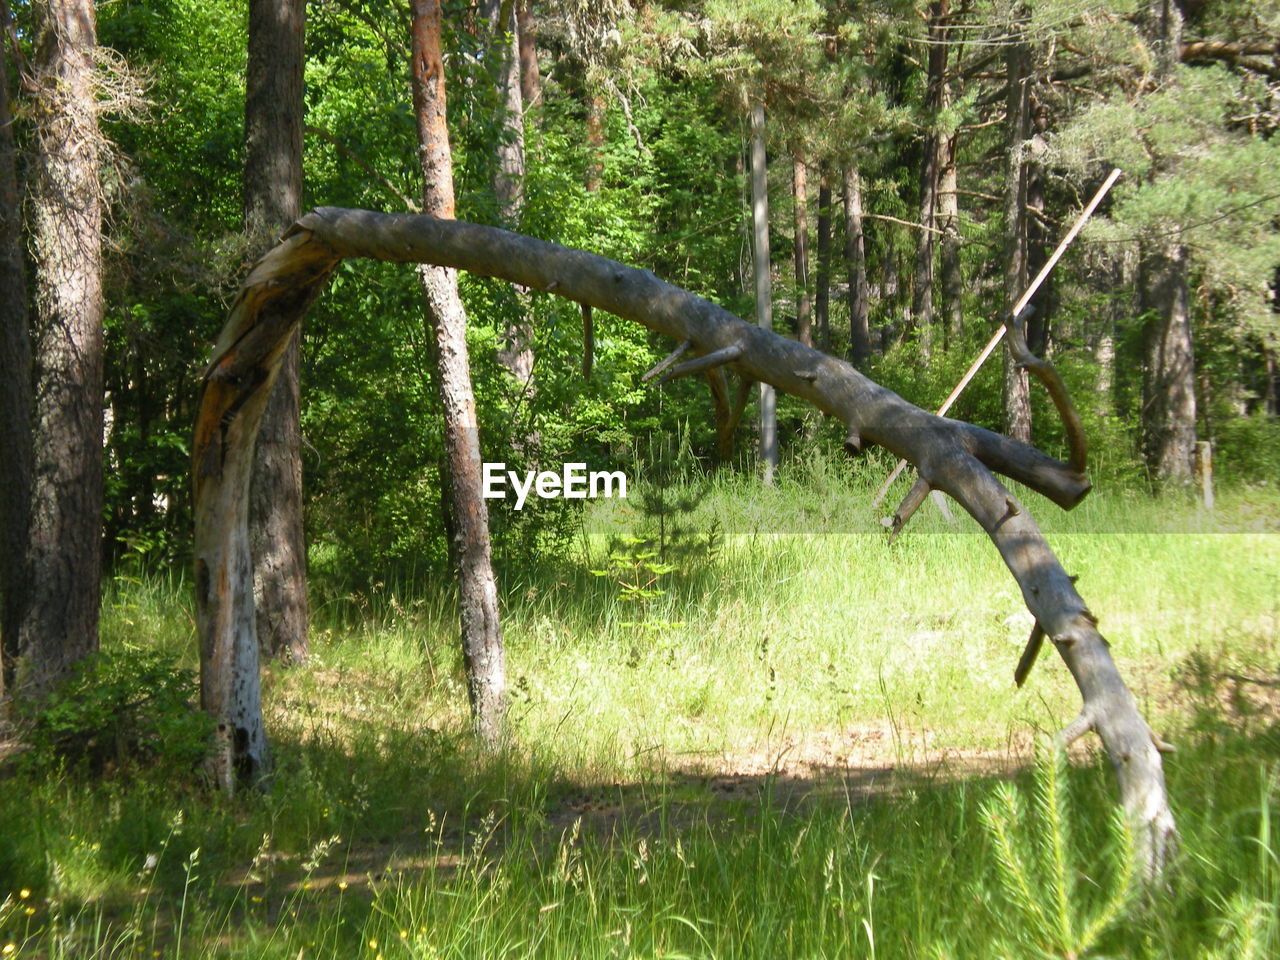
(194, 206), (1176, 875)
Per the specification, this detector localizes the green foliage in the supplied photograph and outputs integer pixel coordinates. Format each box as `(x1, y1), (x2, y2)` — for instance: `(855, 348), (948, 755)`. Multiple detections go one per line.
(982, 745), (1138, 959)
(21, 650), (214, 778)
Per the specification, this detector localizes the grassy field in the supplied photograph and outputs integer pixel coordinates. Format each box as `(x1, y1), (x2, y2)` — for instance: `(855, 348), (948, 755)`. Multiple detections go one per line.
(1, 469), (1278, 958)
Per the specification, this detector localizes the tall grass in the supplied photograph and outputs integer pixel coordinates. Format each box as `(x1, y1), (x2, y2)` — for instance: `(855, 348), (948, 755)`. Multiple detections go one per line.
(1, 470), (1277, 958)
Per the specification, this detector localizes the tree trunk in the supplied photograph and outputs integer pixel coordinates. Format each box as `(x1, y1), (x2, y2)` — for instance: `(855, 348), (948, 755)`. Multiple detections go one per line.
(749, 102), (777, 484)
(1003, 37), (1032, 443)
(815, 166), (832, 353)
(484, 0), (533, 405)
(585, 91), (605, 193)
(15, 0), (105, 702)
(1136, 0), (1196, 484)
(910, 0), (950, 360)
(843, 165), (871, 366)
(413, 0), (506, 745)
(245, 0), (308, 664)
(938, 135), (962, 348)
(0, 24), (32, 698)
(516, 0), (540, 109)
(194, 206), (1178, 875)
(792, 153), (812, 347)
(1139, 240), (1196, 482)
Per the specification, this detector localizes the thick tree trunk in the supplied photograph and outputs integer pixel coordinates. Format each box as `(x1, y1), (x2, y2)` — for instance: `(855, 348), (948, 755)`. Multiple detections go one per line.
(15, 0), (105, 702)
(749, 102), (777, 483)
(843, 165), (871, 366)
(815, 167), (832, 353)
(193, 206), (1177, 874)
(245, 0), (308, 664)
(1136, 0), (1196, 484)
(1003, 38), (1033, 443)
(413, 0), (506, 745)
(0, 26), (32, 698)
(1139, 241), (1197, 482)
(516, 0), (540, 109)
(792, 153), (812, 348)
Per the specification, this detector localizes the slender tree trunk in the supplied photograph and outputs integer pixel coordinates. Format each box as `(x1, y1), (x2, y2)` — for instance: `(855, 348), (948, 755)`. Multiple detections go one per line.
(749, 102), (776, 484)
(15, 0), (105, 702)
(1136, 0), (1197, 483)
(585, 91), (606, 193)
(484, 0), (533, 403)
(1003, 36), (1032, 443)
(910, 0), (949, 360)
(516, 0), (540, 109)
(844, 165), (871, 365)
(815, 166), (832, 353)
(245, 0), (308, 664)
(938, 134), (962, 348)
(0, 24), (32, 699)
(792, 152), (812, 347)
(413, 0), (506, 744)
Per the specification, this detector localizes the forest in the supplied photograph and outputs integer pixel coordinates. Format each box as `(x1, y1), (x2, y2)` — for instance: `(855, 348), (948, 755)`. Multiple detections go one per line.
(1, 0), (1278, 956)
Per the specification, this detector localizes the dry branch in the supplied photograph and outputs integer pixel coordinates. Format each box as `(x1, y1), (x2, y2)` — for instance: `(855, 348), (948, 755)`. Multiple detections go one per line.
(193, 207), (1176, 875)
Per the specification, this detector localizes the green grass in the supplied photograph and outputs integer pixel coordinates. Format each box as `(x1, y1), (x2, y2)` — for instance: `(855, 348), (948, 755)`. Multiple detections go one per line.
(2, 473), (1278, 958)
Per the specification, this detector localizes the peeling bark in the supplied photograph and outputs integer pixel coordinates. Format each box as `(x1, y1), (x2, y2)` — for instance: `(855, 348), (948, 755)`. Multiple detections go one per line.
(194, 207), (1177, 873)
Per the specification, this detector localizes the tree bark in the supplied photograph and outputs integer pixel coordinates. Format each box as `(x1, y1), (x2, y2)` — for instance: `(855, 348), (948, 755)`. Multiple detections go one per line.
(245, 0), (308, 664)
(193, 206), (1177, 874)
(0, 21), (32, 699)
(938, 135), (962, 347)
(1136, 0), (1197, 484)
(910, 0), (950, 360)
(815, 166), (832, 353)
(1003, 37), (1033, 443)
(1139, 240), (1196, 482)
(585, 91), (605, 193)
(15, 0), (105, 702)
(484, 0), (533, 402)
(516, 0), (540, 109)
(413, 0), (506, 745)
(792, 152), (812, 347)
(749, 102), (777, 483)
(843, 165), (871, 365)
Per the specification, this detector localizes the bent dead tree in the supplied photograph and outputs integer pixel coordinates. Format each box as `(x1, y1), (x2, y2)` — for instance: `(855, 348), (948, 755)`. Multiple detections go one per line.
(193, 207), (1176, 873)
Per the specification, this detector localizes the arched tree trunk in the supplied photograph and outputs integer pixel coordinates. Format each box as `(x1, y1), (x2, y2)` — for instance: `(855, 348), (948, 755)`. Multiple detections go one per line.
(16, 0), (105, 702)
(193, 207), (1177, 878)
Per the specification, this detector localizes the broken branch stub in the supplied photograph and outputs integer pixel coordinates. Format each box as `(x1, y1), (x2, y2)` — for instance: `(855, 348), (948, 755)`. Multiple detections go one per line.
(192, 207), (1174, 876)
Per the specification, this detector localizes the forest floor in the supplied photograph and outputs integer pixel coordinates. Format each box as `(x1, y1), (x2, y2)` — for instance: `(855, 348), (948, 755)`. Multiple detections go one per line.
(1, 480), (1278, 958)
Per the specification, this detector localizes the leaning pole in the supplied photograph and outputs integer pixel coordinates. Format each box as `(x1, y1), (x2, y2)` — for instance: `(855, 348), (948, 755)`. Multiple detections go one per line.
(194, 207), (1176, 876)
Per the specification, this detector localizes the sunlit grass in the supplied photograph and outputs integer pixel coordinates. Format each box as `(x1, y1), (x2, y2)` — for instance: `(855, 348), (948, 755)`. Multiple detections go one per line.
(3, 474), (1278, 957)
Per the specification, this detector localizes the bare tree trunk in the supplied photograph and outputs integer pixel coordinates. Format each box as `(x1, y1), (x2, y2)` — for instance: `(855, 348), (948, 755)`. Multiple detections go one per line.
(585, 91), (605, 193)
(792, 151), (812, 347)
(1003, 37), (1032, 443)
(1136, 0), (1197, 484)
(749, 102), (777, 483)
(815, 165), (832, 353)
(910, 0), (950, 360)
(413, 0), (506, 745)
(0, 23), (32, 699)
(938, 135), (962, 348)
(844, 165), (871, 365)
(516, 0), (540, 109)
(15, 0), (105, 702)
(245, 0), (308, 664)
(1139, 240), (1196, 482)
(194, 206), (1178, 875)
(484, 0), (533, 404)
